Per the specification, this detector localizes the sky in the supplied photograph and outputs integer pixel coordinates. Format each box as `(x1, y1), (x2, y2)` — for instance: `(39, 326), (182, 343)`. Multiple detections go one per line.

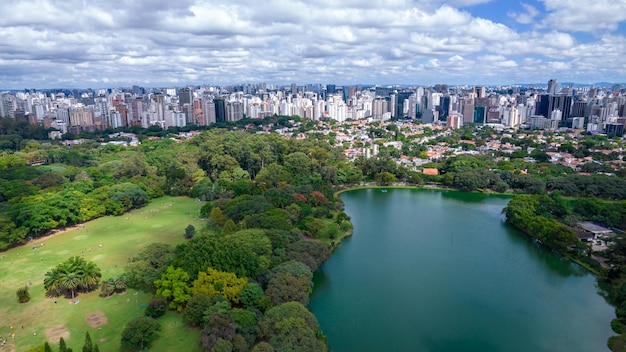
(1, 0), (626, 89)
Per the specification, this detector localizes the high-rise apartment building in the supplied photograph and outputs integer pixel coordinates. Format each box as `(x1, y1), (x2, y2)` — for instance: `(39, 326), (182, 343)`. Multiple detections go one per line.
(226, 101), (244, 122)
(203, 99), (216, 124)
(129, 97), (145, 126)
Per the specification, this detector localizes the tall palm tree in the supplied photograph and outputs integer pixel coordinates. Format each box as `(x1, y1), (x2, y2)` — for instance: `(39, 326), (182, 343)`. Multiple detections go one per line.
(80, 260), (102, 291)
(113, 275), (127, 293)
(100, 279), (115, 297)
(44, 269), (62, 297)
(58, 265), (81, 300)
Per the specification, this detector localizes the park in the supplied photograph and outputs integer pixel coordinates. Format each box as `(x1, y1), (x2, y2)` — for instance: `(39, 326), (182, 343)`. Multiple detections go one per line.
(0, 196), (204, 352)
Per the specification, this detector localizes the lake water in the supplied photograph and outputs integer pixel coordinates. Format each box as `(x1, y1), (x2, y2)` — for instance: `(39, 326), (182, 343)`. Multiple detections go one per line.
(309, 189), (615, 352)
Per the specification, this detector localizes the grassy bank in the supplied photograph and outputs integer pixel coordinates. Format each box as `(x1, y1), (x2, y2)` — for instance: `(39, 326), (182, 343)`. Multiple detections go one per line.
(0, 196), (203, 352)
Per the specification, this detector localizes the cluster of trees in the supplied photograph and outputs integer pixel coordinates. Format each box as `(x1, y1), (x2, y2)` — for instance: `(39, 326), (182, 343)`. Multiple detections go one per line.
(1, 147), (156, 249)
(0, 117), (50, 151)
(414, 153), (626, 198)
(503, 195), (582, 254)
(43, 256), (102, 300)
(121, 227), (332, 350)
(506, 192), (626, 234)
(601, 231), (626, 351)
(547, 175), (626, 200)
(572, 198), (626, 229)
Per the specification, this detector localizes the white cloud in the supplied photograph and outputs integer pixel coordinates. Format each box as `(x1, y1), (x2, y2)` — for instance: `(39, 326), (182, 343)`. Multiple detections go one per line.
(445, 0), (494, 6)
(0, 0), (624, 87)
(539, 0), (626, 32)
(507, 3), (539, 24)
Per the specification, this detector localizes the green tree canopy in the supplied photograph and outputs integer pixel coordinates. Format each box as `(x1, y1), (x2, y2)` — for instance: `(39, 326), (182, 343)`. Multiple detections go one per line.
(121, 316), (161, 351)
(44, 256), (101, 300)
(154, 266), (192, 312)
(125, 243), (176, 290)
(192, 268), (248, 304)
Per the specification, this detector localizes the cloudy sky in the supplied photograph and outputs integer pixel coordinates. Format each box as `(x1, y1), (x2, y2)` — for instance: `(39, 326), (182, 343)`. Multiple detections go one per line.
(1, 0), (625, 89)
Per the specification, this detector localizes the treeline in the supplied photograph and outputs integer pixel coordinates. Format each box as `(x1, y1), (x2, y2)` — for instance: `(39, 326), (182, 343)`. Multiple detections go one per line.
(503, 194), (582, 254)
(0, 141), (164, 249)
(503, 192), (626, 252)
(0, 117), (51, 151)
(59, 114), (305, 141)
(0, 128), (353, 249)
(412, 154), (626, 199)
(600, 232), (626, 351)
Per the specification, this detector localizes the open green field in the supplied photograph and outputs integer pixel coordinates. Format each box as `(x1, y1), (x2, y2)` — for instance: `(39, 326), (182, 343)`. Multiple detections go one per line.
(0, 196), (204, 352)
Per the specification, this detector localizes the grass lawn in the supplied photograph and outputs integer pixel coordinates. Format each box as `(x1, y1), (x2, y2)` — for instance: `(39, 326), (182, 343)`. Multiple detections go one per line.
(0, 196), (204, 352)
(152, 311), (202, 352)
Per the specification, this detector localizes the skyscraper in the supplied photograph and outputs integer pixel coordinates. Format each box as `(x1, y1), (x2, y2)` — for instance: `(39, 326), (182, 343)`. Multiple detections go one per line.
(535, 94), (550, 118)
(395, 92), (413, 119)
(214, 98), (226, 122)
(129, 97), (145, 126)
(547, 79), (559, 94)
(548, 94), (572, 121)
(178, 88), (193, 107)
(473, 106), (486, 124)
(571, 100), (587, 117)
(420, 89), (435, 123)
(462, 99), (475, 124)
(438, 96), (451, 119)
(372, 98), (387, 120)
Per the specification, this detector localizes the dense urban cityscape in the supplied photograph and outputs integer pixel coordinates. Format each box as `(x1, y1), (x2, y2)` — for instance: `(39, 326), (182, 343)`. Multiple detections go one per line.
(2, 79), (626, 138)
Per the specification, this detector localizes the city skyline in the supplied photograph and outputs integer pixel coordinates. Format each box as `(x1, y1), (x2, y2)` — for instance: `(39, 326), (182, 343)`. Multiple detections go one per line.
(1, 0), (626, 89)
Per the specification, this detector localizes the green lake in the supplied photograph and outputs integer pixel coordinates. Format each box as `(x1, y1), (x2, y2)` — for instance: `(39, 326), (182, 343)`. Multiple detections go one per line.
(309, 189), (615, 352)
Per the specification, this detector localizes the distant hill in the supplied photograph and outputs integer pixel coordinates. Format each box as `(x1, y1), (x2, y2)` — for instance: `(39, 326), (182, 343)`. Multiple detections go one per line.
(516, 82), (625, 88)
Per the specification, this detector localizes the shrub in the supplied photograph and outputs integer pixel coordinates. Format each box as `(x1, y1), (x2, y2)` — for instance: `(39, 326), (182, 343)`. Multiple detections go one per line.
(184, 224), (196, 239)
(17, 285), (30, 303)
(612, 319), (624, 334)
(144, 297), (167, 318)
(121, 316), (161, 350)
